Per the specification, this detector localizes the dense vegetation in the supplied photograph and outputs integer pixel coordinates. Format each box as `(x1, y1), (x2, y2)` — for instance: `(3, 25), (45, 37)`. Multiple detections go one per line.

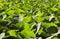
(0, 0), (60, 39)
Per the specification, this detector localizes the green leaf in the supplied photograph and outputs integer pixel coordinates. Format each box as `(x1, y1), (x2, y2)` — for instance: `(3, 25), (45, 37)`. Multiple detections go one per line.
(37, 11), (44, 17)
(23, 16), (31, 22)
(17, 34), (23, 39)
(42, 22), (58, 28)
(41, 31), (51, 37)
(20, 29), (36, 38)
(7, 10), (15, 15)
(38, 28), (43, 35)
(52, 37), (59, 39)
(24, 23), (30, 30)
(16, 9), (24, 14)
(7, 30), (17, 37)
(35, 16), (44, 22)
(51, 7), (58, 11)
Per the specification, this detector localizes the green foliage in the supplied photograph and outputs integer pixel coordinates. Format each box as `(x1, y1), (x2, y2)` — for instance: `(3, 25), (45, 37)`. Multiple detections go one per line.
(7, 30), (17, 37)
(0, 0), (60, 39)
(52, 37), (59, 39)
(20, 29), (36, 38)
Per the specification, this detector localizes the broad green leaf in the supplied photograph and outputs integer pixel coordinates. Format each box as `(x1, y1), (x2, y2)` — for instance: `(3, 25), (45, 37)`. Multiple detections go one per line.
(51, 7), (58, 11)
(42, 22), (58, 28)
(24, 23), (30, 30)
(23, 16), (31, 22)
(7, 10), (15, 15)
(35, 16), (43, 22)
(20, 29), (36, 38)
(16, 9), (24, 14)
(15, 22), (25, 28)
(37, 11), (44, 17)
(7, 30), (17, 37)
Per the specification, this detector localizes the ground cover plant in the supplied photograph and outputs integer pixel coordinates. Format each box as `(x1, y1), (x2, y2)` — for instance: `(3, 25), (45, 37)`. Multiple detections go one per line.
(0, 0), (60, 39)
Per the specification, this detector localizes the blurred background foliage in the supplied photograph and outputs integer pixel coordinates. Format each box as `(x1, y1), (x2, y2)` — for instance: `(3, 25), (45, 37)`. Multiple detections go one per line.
(0, 0), (60, 39)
